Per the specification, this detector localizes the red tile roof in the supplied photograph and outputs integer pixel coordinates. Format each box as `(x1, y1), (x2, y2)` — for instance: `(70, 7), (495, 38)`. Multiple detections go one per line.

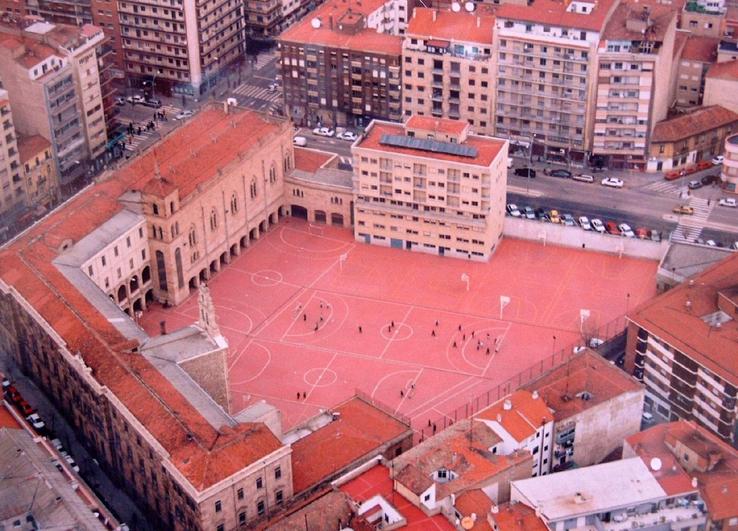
(626, 421), (738, 520)
(357, 120), (505, 167)
(706, 59), (738, 80)
(496, 0), (617, 32)
(492, 502), (548, 531)
(476, 390), (553, 442)
(17, 134), (50, 163)
(454, 489), (493, 531)
(602, 2), (677, 41)
(522, 350), (642, 422)
(293, 147), (334, 173)
(407, 8), (495, 45)
(651, 105), (738, 143)
(406, 114), (470, 136)
(290, 395), (411, 494)
(627, 252), (738, 384)
(0, 105), (288, 491)
(681, 35), (719, 62)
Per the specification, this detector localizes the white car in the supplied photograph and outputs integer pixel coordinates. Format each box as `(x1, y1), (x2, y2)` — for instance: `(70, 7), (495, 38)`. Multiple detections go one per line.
(601, 177), (624, 188)
(26, 413), (45, 432)
(591, 218), (606, 233)
(115, 97), (126, 106)
(618, 223), (635, 238)
(337, 131), (358, 141)
(293, 136), (307, 147)
(522, 206), (536, 220)
(63, 454), (80, 473)
(506, 203), (521, 217)
(578, 216), (592, 230)
(712, 155), (724, 165)
(706, 240), (717, 247)
(51, 438), (63, 451)
(718, 198), (736, 208)
(126, 95), (146, 104)
(312, 127), (335, 137)
(174, 110), (193, 120)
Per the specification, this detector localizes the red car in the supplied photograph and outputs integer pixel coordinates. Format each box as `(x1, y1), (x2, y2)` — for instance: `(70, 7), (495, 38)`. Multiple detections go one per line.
(15, 399), (34, 417)
(635, 227), (649, 239)
(664, 171), (681, 181)
(605, 221), (620, 235)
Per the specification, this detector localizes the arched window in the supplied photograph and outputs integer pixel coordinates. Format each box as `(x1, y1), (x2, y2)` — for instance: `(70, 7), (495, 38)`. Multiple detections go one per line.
(152, 203), (159, 216)
(210, 208), (218, 231)
(250, 179), (257, 199)
(230, 193), (238, 214)
(269, 164), (277, 184)
(188, 225), (197, 246)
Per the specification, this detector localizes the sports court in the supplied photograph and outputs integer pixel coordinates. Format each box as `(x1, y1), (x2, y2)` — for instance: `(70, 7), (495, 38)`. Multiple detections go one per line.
(141, 219), (657, 435)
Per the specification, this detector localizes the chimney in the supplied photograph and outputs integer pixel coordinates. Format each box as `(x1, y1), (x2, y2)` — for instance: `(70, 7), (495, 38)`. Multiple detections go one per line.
(329, 15), (333, 29)
(532, 390), (540, 400)
(477, 16), (481, 27)
(503, 399), (512, 410)
(159, 320), (167, 335)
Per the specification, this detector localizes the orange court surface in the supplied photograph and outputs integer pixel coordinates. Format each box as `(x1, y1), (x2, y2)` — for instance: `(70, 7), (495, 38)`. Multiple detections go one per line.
(141, 219), (657, 436)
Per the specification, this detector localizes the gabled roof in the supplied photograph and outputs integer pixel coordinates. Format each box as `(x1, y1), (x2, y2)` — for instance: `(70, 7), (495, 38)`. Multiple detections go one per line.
(407, 8), (494, 45)
(476, 390), (553, 442)
(496, 0), (616, 32)
(651, 105), (738, 143)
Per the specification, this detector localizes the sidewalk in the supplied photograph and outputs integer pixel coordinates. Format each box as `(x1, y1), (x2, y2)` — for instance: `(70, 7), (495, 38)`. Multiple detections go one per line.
(0, 357), (151, 531)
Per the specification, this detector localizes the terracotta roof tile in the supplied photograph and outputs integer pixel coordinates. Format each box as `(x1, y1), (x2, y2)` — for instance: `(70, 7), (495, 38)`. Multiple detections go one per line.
(496, 0), (616, 32)
(0, 105), (289, 491)
(454, 489), (493, 530)
(476, 390), (553, 442)
(407, 8), (495, 45)
(522, 350), (643, 422)
(706, 59), (738, 80)
(290, 396), (411, 494)
(492, 502), (548, 531)
(602, 2), (676, 41)
(279, 24), (402, 55)
(651, 105), (738, 143)
(17, 134), (50, 163)
(358, 120), (505, 167)
(627, 252), (738, 384)
(293, 147), (334, 173)
(406, 114), (470, 136)
(681, 35), (720, 62)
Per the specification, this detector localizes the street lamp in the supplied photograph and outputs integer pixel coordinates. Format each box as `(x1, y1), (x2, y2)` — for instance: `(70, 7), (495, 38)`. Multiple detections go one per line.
(151, 68), (162, 100)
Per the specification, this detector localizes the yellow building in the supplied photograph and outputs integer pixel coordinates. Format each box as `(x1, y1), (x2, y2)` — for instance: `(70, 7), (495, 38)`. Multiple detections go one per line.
(352, 115), (508, 261)
(18, 134), (59, 213)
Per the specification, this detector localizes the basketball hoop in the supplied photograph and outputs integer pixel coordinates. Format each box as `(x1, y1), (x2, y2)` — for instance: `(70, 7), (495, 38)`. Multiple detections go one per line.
(339, 252), (348, 271)
(499, 295), (510, 319)
(460, 272), (470, 291)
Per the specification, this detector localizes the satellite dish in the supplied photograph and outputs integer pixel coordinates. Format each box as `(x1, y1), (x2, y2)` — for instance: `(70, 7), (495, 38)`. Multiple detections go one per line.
(650, 457), (662, 471)
(310, 17), (321, 28)
(464, 1), (475, 11)
(452, 1), (461, 11)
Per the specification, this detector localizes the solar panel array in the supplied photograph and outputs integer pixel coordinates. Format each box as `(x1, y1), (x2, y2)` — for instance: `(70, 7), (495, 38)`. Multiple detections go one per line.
(379, 134), (478, 158)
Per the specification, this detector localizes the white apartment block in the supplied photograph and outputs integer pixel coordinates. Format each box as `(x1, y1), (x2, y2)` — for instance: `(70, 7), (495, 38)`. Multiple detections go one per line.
(494, 2), (606, 165)
(0, 90), (23, 220)
(402, 9), (496, 136)
(352, 115), (508, 261)
(593, 5), (677, 171)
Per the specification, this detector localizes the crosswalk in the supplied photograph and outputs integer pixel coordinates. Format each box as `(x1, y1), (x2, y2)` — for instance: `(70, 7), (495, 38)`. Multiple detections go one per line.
(254, 52), (278, 71)
(123, 104), (183, 151)
(671, 197), (712, 243)
(642, 179), (685, 196)
(232, 84), (282, 104)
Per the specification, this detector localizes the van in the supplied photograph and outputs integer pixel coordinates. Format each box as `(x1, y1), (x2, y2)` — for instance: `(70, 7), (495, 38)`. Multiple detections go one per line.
(293, 136), (307, 147)
(572, 173), (594, 183)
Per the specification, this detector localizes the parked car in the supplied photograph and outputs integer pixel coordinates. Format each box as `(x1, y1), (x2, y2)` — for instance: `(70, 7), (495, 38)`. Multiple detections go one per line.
(701, 174), (718, 185)
(506, 203), (521, 217)
(535, 208), (550, 222)
(591, 218), (606, 233)
(618, 223), (635, 238)
(561, 213), (576, 226)
(635, 227), (649, 239)
(546, 169), (572, 178)
(549, 209), (561, 224)
(63, 454), (80, 473)
(664, 170), (681, 181)
(522, 206), (536, 220)
(26, 413), (46, 433)
(650, 229), (661, 242)
(578, 216), (592, 230)
(293, 136), (307, 147)
(605, 221), (620, 235)
(687, 180), (702, 190)
(514, 167), (537, 178)
(642, 411), (654, 423)
(718, 197), (737, 208)
(696, 160), (712, 171)
(174, 110), (193, 120)
(115, 97), (126, 106)
(268, 82), (279, 92)
(126, 95), (146, 104)
(312, 127), (335, 137)
(1, 377), (10, 390)
(337, 131), (358, 141)
(4, 384), (20, 403)
(142, 98), (162, 108)
(572, 173), (594, 183)
(673, 205), (694, 215)
(51, 438), (64, 451)
(16, 399), (34, 417)
(732, 241), (738, 250)
(712, 155), (724, 165)
(601, 177), (624, 188)
(706, 240), (717, 246)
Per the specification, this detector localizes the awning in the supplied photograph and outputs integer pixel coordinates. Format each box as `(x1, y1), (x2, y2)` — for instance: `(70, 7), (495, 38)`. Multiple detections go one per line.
(426, 39), (450, 48)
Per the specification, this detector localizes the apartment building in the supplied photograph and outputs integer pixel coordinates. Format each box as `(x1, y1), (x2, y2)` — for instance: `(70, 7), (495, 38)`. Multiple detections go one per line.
(278, 0), (407, 127)
(593, 2), (677, 171)
(21, 0), (92, 26)
(675, 35), (719, 109)
(647, 105), (738, 172)
(704, 59), (738, 112)
(624, 252), (738, 448)
(118, 0), (246, 96)
(352, 115), (508, 261)
(18, 134), (59, 213)
(0, 20), (109, 186)
(0, 89), (23, 221)
(245, 0), (282, 37)
(0, 106), (299, 531)
(401, 8), (496, 136)
(721, 132), (738, 192)
(680, 4), (726, 38)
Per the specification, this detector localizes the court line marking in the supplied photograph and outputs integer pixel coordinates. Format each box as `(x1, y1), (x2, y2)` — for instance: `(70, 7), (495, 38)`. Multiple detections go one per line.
(370, 368), (420, 399)
(229, 342), (272, 385)
(378, 306), (415, 360)
(279, 291), (317, 341)
(394, 368), (424, 414)
(305, 352), (338, 400)
(403, 374), (476, 417)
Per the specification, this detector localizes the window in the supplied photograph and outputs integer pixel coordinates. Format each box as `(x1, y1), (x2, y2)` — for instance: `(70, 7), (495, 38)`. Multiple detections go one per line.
(274, 466), (281, 480)
(152, 203), (159, 215)
(88, 265), (93, 276)
(237, 487), (244, 500)
(275, 489), (284, 505)
(230, 193), (238, 214)
(256, 477), (263, 489)
(209, 208), (218, 231)
(257, 500), (265, 516)
(250, 179), (257, 198)
(215, 500), (222, 513)
(239, 512), (246, 525)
